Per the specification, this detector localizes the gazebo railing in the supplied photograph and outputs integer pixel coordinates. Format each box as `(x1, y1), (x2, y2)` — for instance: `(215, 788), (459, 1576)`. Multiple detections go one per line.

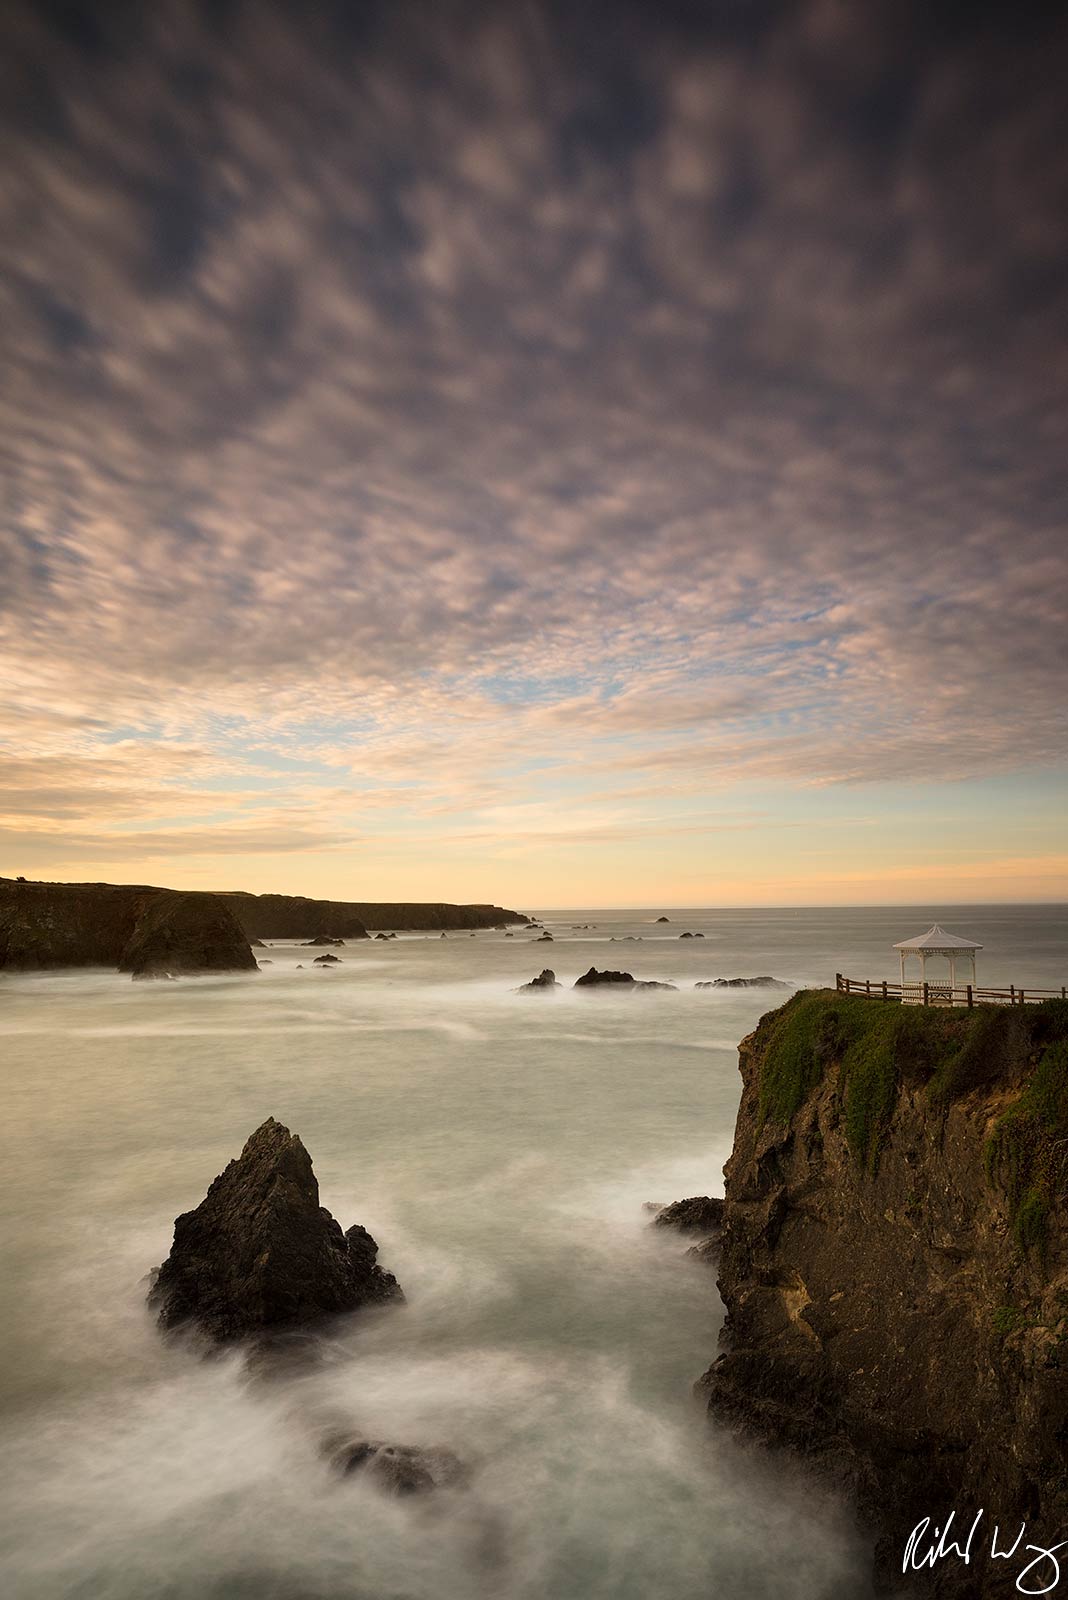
(835, 974), (1067, 1007)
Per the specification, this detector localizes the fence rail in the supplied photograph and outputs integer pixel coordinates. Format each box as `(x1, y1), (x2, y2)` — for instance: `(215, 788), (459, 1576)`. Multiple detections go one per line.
(835, 973), (1067, 1008)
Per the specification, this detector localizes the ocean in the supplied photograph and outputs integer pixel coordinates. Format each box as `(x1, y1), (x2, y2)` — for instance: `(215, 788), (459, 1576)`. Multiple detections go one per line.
(1, 904), (1064, 1599)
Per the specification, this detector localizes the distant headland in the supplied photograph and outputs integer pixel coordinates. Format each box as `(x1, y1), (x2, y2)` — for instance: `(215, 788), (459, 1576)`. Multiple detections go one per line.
(0, 876), (529, 977)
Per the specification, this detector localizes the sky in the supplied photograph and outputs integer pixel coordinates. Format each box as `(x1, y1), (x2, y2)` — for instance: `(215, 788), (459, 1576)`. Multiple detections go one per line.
(1, 0), (1066, 909)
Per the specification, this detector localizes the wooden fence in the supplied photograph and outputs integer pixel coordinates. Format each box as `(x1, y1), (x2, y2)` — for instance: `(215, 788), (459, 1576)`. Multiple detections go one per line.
(835, 973), (1067, 1008)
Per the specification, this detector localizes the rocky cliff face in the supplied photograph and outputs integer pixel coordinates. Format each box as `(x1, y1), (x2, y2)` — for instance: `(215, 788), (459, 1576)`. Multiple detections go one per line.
(0, 877), (256, 975)
(703, 989), (1068, 1597)
(150, 1117), (402, 1342)
(221, 892), (528, 938)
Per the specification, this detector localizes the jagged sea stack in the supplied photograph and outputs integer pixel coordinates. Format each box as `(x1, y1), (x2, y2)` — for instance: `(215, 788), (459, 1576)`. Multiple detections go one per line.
(150, 1118), (402, 1342)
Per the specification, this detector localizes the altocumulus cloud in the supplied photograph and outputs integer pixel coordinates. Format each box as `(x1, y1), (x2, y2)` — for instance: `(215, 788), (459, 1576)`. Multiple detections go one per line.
(0, 0), (1066, 864)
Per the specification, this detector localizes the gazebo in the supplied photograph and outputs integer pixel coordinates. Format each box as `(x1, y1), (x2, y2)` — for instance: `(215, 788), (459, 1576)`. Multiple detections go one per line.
(893, 924), (982, 1005)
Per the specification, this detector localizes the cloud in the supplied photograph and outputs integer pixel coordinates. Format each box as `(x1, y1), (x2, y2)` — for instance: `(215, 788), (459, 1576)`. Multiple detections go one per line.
(0, 0), (1065, 882)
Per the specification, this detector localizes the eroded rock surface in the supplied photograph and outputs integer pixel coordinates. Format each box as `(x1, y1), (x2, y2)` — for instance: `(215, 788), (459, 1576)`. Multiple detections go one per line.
(149, 1118), (402, 1342)
(703, 990), (1068, 1597)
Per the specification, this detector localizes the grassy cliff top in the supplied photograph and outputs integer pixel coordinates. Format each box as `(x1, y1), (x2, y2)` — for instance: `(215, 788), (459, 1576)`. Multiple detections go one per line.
(753, 988), (1068, 1178)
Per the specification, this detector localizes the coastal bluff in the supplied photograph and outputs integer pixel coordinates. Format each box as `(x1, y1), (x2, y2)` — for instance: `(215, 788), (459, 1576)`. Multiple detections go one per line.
(703, 989), (1068, 1596)
(0, 876), (256, 977)
(221, 891), (529, 938)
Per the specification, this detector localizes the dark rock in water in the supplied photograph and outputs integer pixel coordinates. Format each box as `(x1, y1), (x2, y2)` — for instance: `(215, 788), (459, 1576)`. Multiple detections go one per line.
(518, 969), (561, 993)
(148, 1118), (402, 1343)
(323, 1434), (469, 1496)
(504, 932), (513, 937)
(651, 1196), (724, 1235)
(259, 959), (273, 965)
(655, 916), (670, 922)
(296, 963), (304, 969)
(312, 953), (341, 964)
(679, 931), (694, 938)
(303, 936), (344, 947)
(250, 938), (267, 948)
(374, 932), (390, 940)
(119, 891), (258, 980)
(536, 932), (554, 942)
(440, 932), (447, 938)
(573, 968), (674, 990)
(694, 976), (788, 989)
(686, 1236), (721, 1264)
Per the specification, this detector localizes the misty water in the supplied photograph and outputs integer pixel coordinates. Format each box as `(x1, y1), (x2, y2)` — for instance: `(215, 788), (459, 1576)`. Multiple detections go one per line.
(2, 905), (1065, 1600)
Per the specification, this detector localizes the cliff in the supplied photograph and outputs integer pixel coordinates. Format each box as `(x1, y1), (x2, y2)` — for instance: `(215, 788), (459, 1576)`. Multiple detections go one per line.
(0, 877), (256, 976)
(702, 989), (1068, 1597)
(221, 892), (529, 937)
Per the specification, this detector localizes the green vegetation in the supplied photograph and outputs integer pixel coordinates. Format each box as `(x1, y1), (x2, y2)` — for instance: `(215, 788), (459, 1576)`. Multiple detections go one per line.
(756, 993), (1068, 1184)
(985, 1039), (1068, 1261)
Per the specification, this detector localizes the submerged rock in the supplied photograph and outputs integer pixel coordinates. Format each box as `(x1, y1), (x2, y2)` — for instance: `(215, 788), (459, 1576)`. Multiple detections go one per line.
(312, 953), (341, 964)
(536, 932), (554, 942)
(655, 916), (670, 922)
(518, 969), (561, 993)
(302, 936), (345, 947)
(149, 1118), (402, 1343)
(323, 1434), (469, 1496)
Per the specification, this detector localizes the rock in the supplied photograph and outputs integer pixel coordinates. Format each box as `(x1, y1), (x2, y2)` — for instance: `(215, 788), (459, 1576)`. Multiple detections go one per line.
(0, 878), (258, 976)
(323, 1434), (469, 1495)
(149, 1118), (402, 1343)
(504, 932), (513, 938)
(312, 953), (341, 964)
(250, 938), (267, 948)
(374, 932), (390, 940)
(679, 931), (694, 938)
(702, 991), (1068, 1597)
(119, 891), (258, 980)
(259, 959), (273, 965)
(655, 916), (670, 922)
(302, 936), (345, 947)
(518, 969), (561, 992)
(296, 963), (304, 968)
(536, 933), (554, 942)
(686, 1237), (721, 1264)
(694, 976), (789, 989)
(573, 968), (674, 990)
(650, 1196), (724, 1235)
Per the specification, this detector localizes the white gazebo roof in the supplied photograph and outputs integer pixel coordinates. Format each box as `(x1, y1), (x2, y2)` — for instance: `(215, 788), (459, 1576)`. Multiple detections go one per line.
(893, 923), (983, 953)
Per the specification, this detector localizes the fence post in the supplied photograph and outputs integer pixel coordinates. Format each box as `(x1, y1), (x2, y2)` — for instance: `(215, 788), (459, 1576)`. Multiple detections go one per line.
(966, 984), (973, 1008)
(866, 979), (871, 995)
(922, 981), (929, 1006)
(835, 972), (842, 992)
(1062, 987), (1066, 1000)
(1020, 990), (1025, 1006)
(882, 981), (887, 1000)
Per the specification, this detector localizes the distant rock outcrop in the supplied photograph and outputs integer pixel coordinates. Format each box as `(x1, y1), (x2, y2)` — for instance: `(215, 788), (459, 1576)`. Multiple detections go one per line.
(655, 916), (670, 922)
(120, 891), (258, 980)
(0, 877), (256, 977)
(518, 968), (561, 992)
(223, 891), (528, 939)
(694, 976), (789, 989)
(302, 936), (345, 947)
(312, 953), (341, 964)
(573, 967), (676, 991)
(149, 1118), (402, 1343)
